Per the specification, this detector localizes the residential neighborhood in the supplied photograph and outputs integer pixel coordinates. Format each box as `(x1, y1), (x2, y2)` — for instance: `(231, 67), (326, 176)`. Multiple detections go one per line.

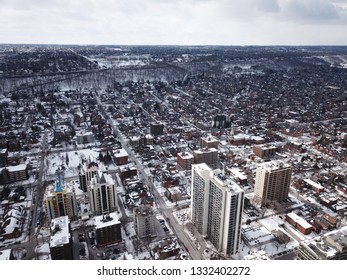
(1, 45), (347, 260)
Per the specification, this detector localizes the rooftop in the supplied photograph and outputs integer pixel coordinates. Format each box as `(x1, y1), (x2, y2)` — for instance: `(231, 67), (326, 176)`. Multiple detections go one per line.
(134, 205), (154, 216)
(49, 216), (70, 248)
(286, 212), (312, 229)
(95, 212), (121, 229)
(258, 160), (291, 171)
(113, 148), (128, 158)
(0, 249), (12, 260)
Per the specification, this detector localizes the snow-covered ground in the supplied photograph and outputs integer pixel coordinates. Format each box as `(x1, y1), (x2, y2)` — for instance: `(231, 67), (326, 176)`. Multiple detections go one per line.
(35, 243), (51, 260)
(44, 148), (118, 179)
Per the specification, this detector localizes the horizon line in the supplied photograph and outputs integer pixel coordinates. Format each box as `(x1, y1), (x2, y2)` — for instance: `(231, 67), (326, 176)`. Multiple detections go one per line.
(1, 43), (347, 48)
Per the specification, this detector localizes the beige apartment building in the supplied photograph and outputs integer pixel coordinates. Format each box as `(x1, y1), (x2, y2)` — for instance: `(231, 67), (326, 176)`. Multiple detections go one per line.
(253, 161), (292, 207)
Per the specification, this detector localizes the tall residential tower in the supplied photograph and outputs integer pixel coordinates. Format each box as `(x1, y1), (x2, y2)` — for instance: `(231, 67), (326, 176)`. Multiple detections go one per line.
(191, 163), (244, 256)
(253, 160), (292, 207)
(44, 177), (78, 222)
(88, 171), (118, 216)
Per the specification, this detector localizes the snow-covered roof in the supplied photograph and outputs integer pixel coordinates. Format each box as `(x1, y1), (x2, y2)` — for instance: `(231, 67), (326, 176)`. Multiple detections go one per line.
(177, 152), (194, 159)
(94, 212), (121, 229)
(286, 212), (312, 229)
(304, 178), (324, 190)
(201, 136), (218, 143)
(194, 147), (218, 154)
(2, 217), (22, 234)
(0, 249), (12, 260)
(243, 250), (270, 260)
(113, 148), (128, 158)
(258, 160), (291, 171)
(241, 224), (275, 246)
(228, 168), (247, 180)
(251, 136), (265, 142)
(49, 216), (70, 248)
(6, 164), (27, 172)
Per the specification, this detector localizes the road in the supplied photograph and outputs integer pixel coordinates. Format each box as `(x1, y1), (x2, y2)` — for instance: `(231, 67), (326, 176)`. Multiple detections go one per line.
(3, 131), (49, 259)
(94, 91), (205, 259)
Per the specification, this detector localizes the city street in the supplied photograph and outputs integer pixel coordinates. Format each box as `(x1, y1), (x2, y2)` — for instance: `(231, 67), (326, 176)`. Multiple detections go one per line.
(94, 91), (206, 259)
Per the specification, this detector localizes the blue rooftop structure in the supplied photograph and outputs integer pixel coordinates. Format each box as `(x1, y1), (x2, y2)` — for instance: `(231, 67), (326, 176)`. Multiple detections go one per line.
(55, 175), (63, 193)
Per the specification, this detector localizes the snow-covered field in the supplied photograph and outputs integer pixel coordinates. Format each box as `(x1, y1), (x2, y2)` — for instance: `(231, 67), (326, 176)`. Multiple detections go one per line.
(45, 148), (103, 179)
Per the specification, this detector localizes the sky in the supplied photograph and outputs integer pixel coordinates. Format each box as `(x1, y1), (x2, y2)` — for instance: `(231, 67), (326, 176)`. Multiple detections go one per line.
(1, 0), (347, 45)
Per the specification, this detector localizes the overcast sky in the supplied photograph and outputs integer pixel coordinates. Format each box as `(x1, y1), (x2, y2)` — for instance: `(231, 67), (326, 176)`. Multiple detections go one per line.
(1, 0), (347, 45)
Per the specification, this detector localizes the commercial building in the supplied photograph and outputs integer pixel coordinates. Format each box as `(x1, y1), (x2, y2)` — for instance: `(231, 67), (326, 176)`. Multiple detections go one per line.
(44, 177), (78, 222)
(191, 163), (244, 256)
(94, 212), (122, 248)
(49, 216), (73, 260)
(303, 178), (325, 194)
(253, 144), (280, 159)
(119, 164), (138, 180)
(113, 148), (129, 166)
(88, 171), (118, 216)
(165, 186), (184, 203)
(298, 226), (347, 260)
(133, 205), (156, 239)
(253, 161), (292, 207)
(285, 212), (312, 235)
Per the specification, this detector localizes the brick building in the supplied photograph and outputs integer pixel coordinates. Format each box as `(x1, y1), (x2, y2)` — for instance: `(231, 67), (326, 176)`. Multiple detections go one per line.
(94, 212), (122, 248)
(176, 151), (194, 170)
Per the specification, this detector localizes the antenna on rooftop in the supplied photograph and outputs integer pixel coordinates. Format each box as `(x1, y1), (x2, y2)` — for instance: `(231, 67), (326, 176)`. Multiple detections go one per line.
(221, 162), (225, 176)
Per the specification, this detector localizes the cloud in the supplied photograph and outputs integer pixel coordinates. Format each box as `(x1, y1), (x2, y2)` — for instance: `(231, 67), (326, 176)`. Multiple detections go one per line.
(0, 0), (347, 45)
(280, 0), (340, 21)
(219, 0), (280, 19)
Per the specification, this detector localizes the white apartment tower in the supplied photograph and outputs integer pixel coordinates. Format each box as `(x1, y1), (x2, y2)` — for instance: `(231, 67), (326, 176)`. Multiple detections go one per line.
(253, 160), (292, 207)
(88, 171), (118, 216)
(133, 205), (156, 239)
(79, 155), (105, 192)
(191, 163), (244, 256)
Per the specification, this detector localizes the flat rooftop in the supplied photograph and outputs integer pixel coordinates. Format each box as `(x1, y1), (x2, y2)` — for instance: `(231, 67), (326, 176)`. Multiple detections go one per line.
(50, 216), (70, 248)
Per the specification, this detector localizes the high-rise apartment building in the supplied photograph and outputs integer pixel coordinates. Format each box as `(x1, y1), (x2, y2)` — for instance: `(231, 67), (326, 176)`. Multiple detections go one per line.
(133, 205), (156, 239)
(191, 163), (244, 256)
(78, 155), (103, 192)
(253, 161), (292, 207)
(94, 212), (122, 248)
(49, 216), (73, 260)
(44, 177), (78, 221)
(88, 171), (118, 216)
